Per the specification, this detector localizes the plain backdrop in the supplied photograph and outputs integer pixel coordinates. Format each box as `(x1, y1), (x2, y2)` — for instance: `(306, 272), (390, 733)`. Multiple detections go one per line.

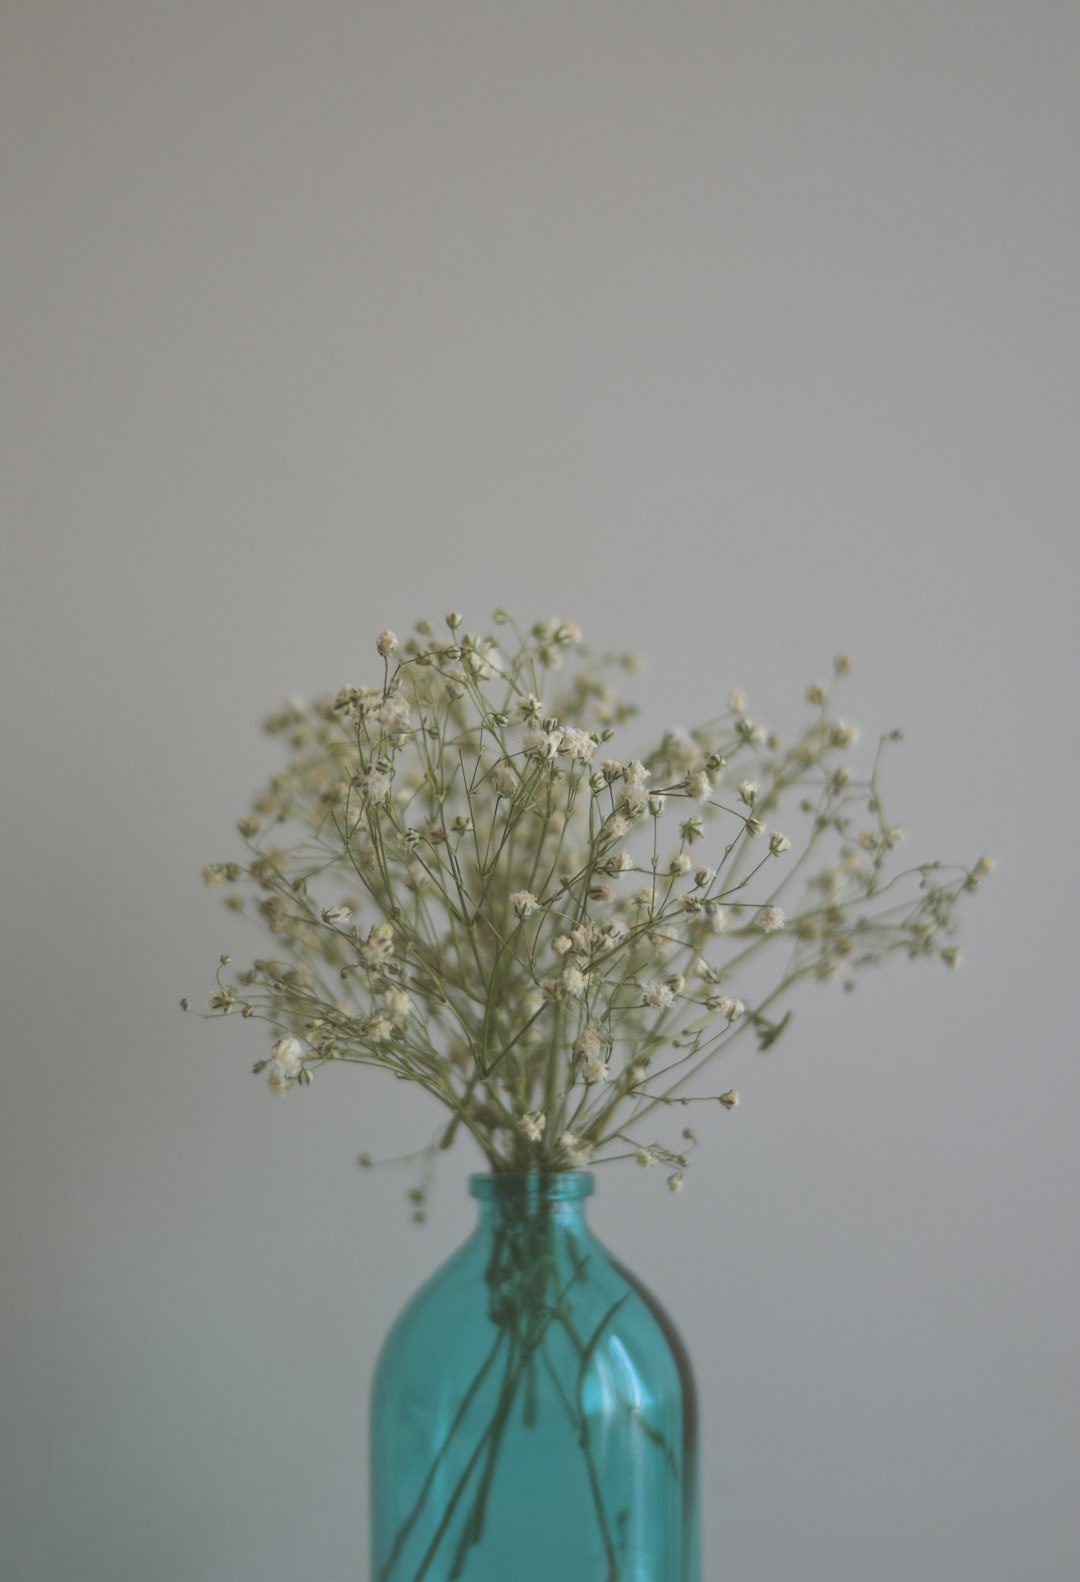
(2, 3), (1078, 1579)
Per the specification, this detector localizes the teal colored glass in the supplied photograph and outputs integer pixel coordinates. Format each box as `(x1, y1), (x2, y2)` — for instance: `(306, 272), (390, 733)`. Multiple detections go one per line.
(371, 1173), (700, 1582)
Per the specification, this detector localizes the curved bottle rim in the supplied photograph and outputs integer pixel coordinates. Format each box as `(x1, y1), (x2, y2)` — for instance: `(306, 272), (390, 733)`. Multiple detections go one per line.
(468, 1171), (594, 1201)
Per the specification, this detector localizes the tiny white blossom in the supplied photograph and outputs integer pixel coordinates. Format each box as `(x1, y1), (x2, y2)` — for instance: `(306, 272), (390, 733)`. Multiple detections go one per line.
(769, 832), (791, 856)
(573, 1029), (602, 1060)
(694, 866), (716, 887)
(805, 680), (827, 705)
(757, 906), (785, 932)
(941, 947), (963, 969)
(636, 1147), (659, 1168)
(705, 902), (730, 933)
(624, 760), (650, 787)
(558, 726), (597, 763)
(669, 852), (692, 875)
(522, 729), (561, 760)
(667, 1171), (685, 1193)
(270, 1036), (304, 1078)
(492, 762), (518, 796)
(737, 779), (759, 806)
(376, 629), (398, 657)
(582, 1055), (609, 1084)
(373, 694), (410, 732)
(561, 965), (589, 998)
(558, 1131), (593, 1166)
(975, 855), (997, 875)
(360, 768), (391, 803)
(729, 688), (746, 713)
(623, 785), (649, 814)
(519, 1111), (546, 1143)
(602, 813), (630, 841)
(513, 693), (544, 723)
(719, 1090), (739, 1110)
(384, 989), (412, 1028)
(321, 905), (353, 925)
(745, 816), (766, 838)
(510, 890), (540, 919)
(717, 996), (745, 1021)
(552, 934), (573, 955)
(642, 981), (675, 1009)
(687, 769), (711, 802)
(830, 720), (860, 747)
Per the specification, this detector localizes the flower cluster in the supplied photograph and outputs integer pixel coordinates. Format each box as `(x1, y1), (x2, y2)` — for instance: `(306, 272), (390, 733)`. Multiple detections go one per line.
(189, 613), (989, 1201)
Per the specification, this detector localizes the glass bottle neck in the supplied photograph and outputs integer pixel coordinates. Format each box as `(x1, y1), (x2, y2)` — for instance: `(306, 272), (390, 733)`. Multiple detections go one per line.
(469, 1171), (593, 1231)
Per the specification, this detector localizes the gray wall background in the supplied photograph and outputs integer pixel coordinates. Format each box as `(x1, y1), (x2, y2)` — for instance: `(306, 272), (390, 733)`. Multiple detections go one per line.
(2, 3), (1078, 1578)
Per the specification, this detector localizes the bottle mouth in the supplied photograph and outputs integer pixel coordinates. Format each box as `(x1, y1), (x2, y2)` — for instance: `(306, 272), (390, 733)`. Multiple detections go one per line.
(469, 1171), (594, 1202)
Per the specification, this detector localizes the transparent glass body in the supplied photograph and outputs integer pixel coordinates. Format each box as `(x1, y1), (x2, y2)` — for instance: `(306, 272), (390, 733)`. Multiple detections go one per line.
(370, 1173), (700, 1582)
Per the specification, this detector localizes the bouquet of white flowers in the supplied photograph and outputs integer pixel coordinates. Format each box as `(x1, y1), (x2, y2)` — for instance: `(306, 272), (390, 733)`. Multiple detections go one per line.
(189, 611), (990, 1209)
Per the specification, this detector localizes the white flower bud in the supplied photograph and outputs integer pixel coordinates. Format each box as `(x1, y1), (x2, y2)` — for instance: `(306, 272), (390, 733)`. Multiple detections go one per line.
(641, 981), (675, 1009)
(519, 1111), (546, 1143)
(271, 1036), (305, 1076)
(510, 890), (540, 919)
(687, 769), (711, 802)
(376, 630), (398, 657)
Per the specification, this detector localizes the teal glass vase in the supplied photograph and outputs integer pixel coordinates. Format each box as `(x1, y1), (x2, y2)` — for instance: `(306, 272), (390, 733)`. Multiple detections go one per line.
(370, 1172), (700, 1582)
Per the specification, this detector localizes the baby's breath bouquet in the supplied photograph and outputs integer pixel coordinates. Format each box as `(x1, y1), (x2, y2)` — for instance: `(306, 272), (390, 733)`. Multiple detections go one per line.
(192, 612), (989, 1200)
(191, 612), (990, 1581)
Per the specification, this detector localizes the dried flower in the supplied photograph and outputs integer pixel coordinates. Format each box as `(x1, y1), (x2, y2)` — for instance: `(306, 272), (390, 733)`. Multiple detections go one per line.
(520, 1112), (546, 1143)
(642, 982), (675, 1010)
(511, 890), (540, 919)
(195, 609), (984, 1191)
